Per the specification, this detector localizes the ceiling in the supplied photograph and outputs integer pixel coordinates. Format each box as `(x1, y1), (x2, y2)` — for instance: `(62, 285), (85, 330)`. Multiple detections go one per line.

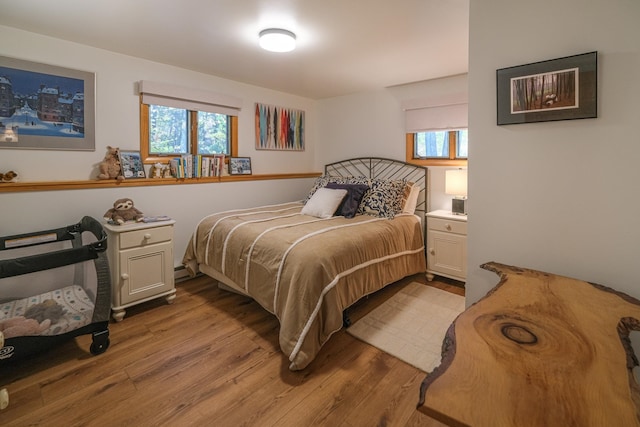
(0, 0), (469, 99)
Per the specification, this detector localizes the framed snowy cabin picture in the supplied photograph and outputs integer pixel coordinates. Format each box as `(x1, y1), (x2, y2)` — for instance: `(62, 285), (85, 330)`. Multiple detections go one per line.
(0, 56), (96, 150)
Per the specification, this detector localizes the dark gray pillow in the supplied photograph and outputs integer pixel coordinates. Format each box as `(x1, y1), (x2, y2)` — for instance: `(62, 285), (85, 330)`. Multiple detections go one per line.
(325, 183), (369, 218)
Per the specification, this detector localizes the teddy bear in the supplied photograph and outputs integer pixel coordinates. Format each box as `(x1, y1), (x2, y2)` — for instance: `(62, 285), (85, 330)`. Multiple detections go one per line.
(0, 170), (18, 183)
(0, 316), (51, 339)
(97, 146), (125, 180)
(103, 198), (144, 224)
(149, 162), (166, 179)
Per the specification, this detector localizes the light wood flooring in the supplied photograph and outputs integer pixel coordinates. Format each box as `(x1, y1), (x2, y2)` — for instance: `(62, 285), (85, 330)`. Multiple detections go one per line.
(0, 273), (464, 427)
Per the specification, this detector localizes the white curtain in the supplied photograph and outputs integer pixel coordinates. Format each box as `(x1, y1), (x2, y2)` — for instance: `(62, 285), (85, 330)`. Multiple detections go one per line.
(402, 91), (468, 132)
(404, 103), (468, 132)
(138, 80), (242, 116)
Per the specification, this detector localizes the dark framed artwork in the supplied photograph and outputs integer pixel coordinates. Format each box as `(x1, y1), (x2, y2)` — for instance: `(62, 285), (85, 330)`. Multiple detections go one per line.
(229, 157), (252, 175)
(497, 51), (597, 125)
(119, 150), (146, 179)
(255, 103), (304, 151)
(0, 55), (96, 150)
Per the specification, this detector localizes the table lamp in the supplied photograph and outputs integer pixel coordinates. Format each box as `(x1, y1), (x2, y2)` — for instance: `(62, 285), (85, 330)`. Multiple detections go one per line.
(445, 169), (467, 215)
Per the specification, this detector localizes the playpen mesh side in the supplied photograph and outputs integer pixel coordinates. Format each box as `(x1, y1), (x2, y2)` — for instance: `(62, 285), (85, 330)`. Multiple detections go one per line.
(92, 250), (111, 324)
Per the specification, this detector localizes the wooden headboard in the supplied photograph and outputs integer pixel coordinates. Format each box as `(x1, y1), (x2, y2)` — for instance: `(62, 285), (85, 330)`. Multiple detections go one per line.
(324, 157), (429, 240)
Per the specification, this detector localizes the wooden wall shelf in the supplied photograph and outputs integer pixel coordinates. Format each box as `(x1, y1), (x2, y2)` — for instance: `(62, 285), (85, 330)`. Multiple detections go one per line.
(0, 172), (321, 193)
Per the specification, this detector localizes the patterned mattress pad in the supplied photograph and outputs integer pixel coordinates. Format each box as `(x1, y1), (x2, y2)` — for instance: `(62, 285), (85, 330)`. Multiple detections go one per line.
(0, 284), (94, 336)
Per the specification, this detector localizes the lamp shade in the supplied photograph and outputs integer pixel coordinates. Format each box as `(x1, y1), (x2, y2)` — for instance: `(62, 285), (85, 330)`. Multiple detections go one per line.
(259, 28), (296, 52)
(445, 169), (468, 197)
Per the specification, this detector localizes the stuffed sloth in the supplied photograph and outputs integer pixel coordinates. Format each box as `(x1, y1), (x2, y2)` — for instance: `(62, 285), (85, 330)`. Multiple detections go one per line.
(103, 198), (144, 224)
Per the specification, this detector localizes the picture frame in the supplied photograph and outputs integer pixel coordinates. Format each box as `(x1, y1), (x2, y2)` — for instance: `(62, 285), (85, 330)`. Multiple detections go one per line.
(0, 55), (96, 150)
(229, 157), (252, 175)
(496, 51), (597, 125)
(119, 150), (146, 179)
(255, 103), (305, 151)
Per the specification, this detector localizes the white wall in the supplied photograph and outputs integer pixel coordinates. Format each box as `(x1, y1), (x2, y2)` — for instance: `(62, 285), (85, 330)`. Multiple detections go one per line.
(317, 74), (469, 212)
(467, 0), (640, 304)
(0, 25), (317, 265)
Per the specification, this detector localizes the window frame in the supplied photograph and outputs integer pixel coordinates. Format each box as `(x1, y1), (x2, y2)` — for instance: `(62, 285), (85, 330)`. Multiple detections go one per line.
(405, 130), (467, 167)
(139, 98), (238, 164)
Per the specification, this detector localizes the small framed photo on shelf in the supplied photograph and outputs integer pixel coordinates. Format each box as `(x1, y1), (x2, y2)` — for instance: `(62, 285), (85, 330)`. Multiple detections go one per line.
(229, 157), (252, 175)
(119, 150), (146, 179)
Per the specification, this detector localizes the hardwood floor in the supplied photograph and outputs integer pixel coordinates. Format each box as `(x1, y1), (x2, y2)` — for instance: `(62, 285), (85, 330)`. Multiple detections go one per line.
(0, 273), (464, 427)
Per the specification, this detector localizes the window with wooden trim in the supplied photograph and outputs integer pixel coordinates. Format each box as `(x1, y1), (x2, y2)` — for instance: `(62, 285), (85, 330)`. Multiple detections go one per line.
(406, 129), (468, 167)
(138, 80), (241, 165)
(140, 101), (238, 164)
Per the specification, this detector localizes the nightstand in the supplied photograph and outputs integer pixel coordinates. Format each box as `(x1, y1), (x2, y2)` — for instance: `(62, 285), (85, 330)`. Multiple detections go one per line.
(426, 210), (467, 283)
(103, 220), (176, 322)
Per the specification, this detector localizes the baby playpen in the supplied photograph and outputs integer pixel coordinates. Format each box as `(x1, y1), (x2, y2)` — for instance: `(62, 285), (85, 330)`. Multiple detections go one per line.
(0, 216), (111, 363)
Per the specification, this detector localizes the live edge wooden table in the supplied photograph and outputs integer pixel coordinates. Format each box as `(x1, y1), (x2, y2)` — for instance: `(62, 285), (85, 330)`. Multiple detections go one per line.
(417, 262), (640, 427)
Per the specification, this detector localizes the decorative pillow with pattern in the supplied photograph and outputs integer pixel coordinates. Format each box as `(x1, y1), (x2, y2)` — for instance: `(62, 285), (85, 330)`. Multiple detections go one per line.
(401, 182), (421, 214)
(358, 178), (407, 219)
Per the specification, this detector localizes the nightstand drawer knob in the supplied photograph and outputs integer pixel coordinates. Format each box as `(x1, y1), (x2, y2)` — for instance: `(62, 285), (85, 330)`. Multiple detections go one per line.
(445, 224), (452, 231)
(121, 273), (129, 280)
(143, 233), (152, 240)
(429, 248), (435, 255)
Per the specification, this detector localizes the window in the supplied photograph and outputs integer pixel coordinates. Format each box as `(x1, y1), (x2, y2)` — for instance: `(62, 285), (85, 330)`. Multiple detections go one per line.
(140, 103), (237, 163)
(138, 80), (241, 164)
(406, 129), (468, 167)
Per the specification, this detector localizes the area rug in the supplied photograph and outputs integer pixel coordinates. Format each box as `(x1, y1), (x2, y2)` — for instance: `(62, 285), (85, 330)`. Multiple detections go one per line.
(348, 282), (465, 373)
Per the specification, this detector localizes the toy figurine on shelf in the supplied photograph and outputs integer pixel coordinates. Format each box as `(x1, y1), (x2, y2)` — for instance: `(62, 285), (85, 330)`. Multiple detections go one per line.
(0, 171), (18, 183)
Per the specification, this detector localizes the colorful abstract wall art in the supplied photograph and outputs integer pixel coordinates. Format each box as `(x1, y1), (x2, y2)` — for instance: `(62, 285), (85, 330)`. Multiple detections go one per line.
(255, 103), (304, 151)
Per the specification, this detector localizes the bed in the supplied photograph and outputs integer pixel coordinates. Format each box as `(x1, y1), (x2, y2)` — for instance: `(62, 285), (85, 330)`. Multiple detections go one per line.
(182, 158), (429, 370)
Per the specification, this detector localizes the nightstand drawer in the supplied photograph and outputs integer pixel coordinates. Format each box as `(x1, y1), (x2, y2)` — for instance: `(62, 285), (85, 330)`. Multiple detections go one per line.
(119, 225), (173, 249)
(428, 217), (467, 235)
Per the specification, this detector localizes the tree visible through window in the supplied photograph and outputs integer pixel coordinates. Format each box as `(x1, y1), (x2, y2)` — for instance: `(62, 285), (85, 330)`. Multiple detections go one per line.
(141, 101), (237, 164)
(197, 111), (230, 155)
(406, 129), (468, 167)
(149, 105), (188, 154)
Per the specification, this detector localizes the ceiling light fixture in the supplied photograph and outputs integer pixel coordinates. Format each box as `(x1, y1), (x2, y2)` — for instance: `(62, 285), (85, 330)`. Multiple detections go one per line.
(259, 28), (296, 53)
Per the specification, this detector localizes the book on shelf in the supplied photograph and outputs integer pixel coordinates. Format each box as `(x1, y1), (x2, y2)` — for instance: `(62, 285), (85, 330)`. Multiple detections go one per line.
(169, 158), (180, 178)
(202, 156), (210, 177)
(213, 153), (225, 176)
(142, 215), (172, 223)
(169, 154), (226, 179)
(185, 155), (193, 178)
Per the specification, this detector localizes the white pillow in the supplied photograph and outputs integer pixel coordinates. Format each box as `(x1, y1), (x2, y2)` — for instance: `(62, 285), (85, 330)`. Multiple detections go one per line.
(402, 182), (421, 214)
(301, 188), (348, 218)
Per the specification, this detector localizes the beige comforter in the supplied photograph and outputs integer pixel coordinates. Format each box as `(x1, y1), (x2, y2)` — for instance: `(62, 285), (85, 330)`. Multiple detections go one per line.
(183, 202), (426, 370)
